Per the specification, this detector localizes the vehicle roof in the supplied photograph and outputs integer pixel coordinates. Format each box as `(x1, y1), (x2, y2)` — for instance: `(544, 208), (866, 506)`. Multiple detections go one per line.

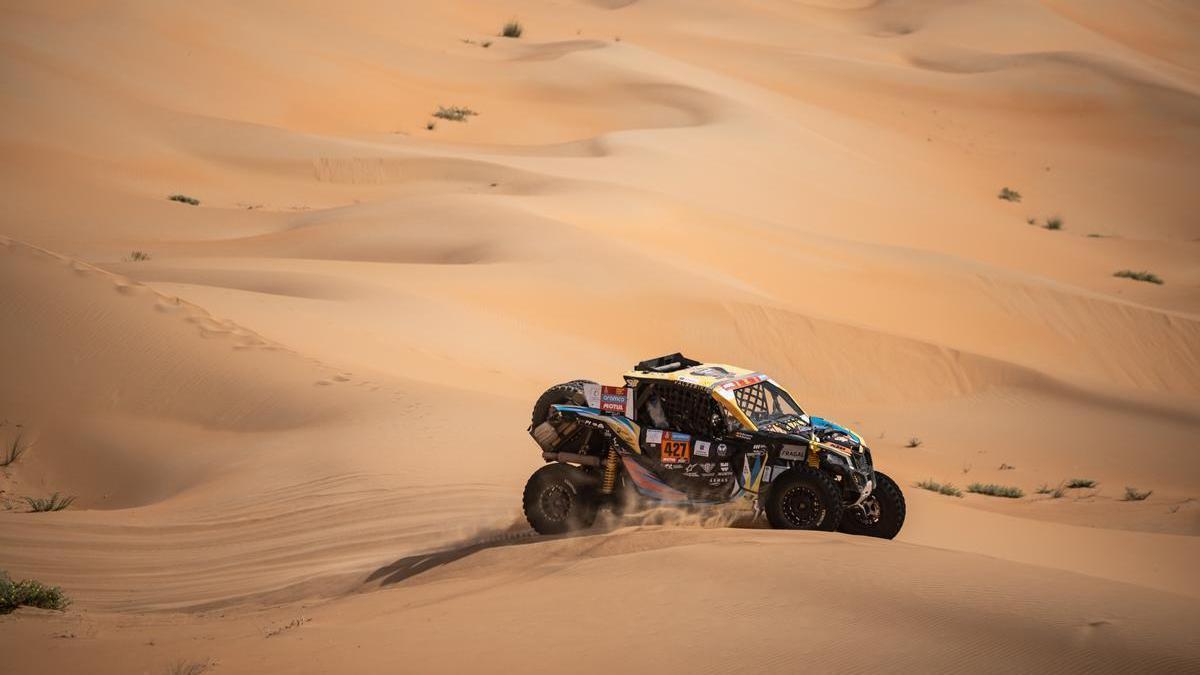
(623, 362), (764, 391)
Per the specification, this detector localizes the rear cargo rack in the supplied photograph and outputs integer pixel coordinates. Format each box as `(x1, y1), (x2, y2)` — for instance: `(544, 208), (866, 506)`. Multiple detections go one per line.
(633, 353), (701, 373)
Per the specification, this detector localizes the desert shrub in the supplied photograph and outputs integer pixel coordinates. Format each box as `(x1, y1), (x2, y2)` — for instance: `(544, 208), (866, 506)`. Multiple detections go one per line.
(0, 572), (70, 613)
(24, 493), (75, 512)
(482, 40), (492, 48)
(998, 463), (1015, 471)
(168, 194), (200, 206)
(967, 483), (1024, 498)
(1, 434), (30, 467)
(425, 120), (436, 131)
(1123, 486), (1152, 501)
(998, 187), (1022, 202)
(905, 437), (922, 448)
(433, 105), (478, 122)
(915, 479), (962, 497)
(1036, 482), (1066, 498)
(167, 660), (214, 675)
(127, 250), (152, 262)
(1113, 270), (1163, 285)
(1044, 217), (1063, 230)
(1026, 217), (1037, 225)
(501, 20), (523, 38)
(1065, 478), (1095, 489)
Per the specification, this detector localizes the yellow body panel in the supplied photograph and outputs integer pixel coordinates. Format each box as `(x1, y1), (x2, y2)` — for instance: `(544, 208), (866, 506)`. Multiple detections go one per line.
(624, 362), (792, 432)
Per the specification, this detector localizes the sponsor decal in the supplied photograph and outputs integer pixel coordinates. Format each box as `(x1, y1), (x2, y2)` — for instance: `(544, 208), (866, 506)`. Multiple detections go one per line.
(715, 443), (730, 458)
(645, 429), (664, 445)
(717, 373), (767, 391)
(694, 440), (711, 458)
(585, 383), (634, 416)
(689, 366), (735, 378)
(779, 444), (806, 461)
(660, 431), (691, 464)
(700, 462), (716, 473)
(600, 386), (633, 415)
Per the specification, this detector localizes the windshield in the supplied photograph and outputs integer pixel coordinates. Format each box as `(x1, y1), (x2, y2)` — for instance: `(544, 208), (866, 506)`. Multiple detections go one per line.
(731, 381), (806, 427)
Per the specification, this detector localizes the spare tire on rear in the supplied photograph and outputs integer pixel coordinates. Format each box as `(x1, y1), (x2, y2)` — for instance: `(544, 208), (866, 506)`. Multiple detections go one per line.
(530, 379), (597, 427)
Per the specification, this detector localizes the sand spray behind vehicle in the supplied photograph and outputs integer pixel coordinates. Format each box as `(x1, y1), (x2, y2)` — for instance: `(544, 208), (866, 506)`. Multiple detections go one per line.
(364, 502), (759, 588)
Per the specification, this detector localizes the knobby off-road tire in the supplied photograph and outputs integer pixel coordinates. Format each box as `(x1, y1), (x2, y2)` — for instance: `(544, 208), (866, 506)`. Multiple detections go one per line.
(530, 380), (598, 427)
(523, 463), (599, 535)
(765, 467), (843, 531)
(838, 470), (906, 540)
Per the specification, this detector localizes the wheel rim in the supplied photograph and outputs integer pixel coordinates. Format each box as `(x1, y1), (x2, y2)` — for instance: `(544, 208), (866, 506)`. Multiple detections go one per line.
(780, 485), (825, 528)
(853, 496), (881, 526)
(540, 484), (572, 522)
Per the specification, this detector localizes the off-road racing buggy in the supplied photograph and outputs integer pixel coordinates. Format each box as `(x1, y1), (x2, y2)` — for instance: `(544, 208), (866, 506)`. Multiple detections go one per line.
(524, 354), (905, 538)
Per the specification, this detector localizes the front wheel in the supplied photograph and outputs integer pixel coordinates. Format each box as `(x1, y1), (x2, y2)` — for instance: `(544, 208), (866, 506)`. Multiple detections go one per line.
(522, 463), (598, 535)
(764, 467), (843, 531)
(838, 470), (906, 539)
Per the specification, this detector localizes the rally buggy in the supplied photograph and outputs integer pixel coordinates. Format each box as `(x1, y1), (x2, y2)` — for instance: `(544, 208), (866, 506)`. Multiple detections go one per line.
(523, 353), (905, 538)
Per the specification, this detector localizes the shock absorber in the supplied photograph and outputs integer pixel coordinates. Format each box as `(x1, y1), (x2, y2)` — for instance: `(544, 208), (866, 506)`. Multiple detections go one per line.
(600, 449), (619, 494)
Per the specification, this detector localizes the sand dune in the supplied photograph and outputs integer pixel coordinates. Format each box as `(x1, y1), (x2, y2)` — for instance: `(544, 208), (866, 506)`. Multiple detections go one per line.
(1, 1), (1198, 672)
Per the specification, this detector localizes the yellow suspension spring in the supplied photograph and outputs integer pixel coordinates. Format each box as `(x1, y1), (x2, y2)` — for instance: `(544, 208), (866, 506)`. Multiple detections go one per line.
(600, 449), (619, 494)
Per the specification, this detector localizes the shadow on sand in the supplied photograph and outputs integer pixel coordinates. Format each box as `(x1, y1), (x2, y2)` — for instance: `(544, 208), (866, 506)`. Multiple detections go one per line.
(362, 527), (566, 588)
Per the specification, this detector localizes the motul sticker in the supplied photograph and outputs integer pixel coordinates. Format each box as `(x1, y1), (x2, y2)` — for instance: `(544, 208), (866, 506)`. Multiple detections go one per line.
(694, 440), (711, 457)
(584, 383), (634, 416)
(599, 385), (633, 416)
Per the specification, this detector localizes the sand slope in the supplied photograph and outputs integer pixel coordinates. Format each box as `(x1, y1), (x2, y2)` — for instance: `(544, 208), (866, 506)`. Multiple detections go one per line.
(1, 0), (1198, 672)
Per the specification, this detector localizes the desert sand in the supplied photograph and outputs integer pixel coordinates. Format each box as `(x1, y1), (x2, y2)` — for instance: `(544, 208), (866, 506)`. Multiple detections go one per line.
(1, 1), (1198, 672)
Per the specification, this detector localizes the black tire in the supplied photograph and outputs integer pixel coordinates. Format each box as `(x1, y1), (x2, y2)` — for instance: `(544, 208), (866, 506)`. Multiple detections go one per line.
(530, 380), (597, 427)
(838, 471), (906, 540)
(522, 463), (599, 535)
(765, 467), (843, 531)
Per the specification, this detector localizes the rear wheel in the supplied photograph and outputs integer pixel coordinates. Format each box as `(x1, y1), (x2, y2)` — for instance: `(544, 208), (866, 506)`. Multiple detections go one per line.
(765, 467), (843, 531)
(838, 471), (906, 539)
(530, 380), (597, 427)
(523, 463), (598, 535)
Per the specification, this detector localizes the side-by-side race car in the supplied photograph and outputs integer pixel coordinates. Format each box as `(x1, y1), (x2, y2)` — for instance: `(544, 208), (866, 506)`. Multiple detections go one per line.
(524, 354), (905, 538)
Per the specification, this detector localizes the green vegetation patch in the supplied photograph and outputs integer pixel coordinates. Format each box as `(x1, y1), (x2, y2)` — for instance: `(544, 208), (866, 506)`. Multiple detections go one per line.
(998, 187), (1022, 202)
(915, 479), (963, 497)
(967, 482), (1024, 498)
(433, 105), (478, 122)
(1123, 486), (1152, 501)
(1113, 270), (1163, 285)
(24, 493), (75, 512)
(501, 20), (523, 38)
(0, 572), (70, 614)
